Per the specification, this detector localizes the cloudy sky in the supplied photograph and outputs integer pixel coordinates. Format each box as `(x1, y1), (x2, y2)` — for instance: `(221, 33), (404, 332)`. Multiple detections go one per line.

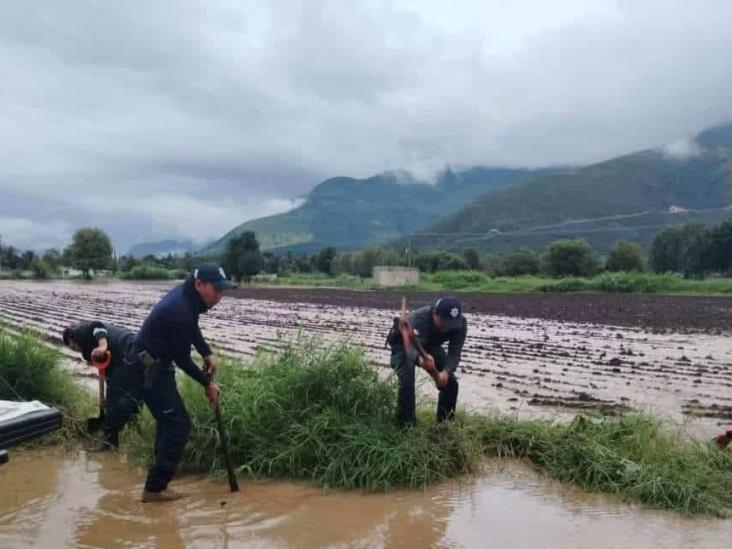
(1, 1), (732, 252)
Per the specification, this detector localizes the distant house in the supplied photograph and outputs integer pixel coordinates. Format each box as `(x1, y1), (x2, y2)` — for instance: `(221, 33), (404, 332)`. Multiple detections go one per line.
(372, 266), (419, 287)
(60, 267), (84, 278)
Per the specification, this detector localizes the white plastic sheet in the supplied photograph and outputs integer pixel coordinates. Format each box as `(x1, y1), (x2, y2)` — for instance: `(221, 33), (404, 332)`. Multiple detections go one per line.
(0, 400), (50, 424)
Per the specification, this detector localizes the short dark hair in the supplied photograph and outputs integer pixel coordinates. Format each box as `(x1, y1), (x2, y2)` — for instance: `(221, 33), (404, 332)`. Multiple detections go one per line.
(62, 325), (76, 346)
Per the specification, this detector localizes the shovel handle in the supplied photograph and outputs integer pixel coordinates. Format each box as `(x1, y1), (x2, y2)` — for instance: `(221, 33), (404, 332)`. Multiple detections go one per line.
(91, 351), (111, 376)
(205, 365), (239, 492)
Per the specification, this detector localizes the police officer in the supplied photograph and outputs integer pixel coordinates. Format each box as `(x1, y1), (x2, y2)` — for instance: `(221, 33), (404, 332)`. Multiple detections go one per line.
(62, 321), (141, 451)
(133, 263), (236, 503)
(388, 296), (467, 428)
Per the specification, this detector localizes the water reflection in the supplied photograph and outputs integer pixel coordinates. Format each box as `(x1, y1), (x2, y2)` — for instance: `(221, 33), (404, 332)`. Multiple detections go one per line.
(1, 450), (730, 548)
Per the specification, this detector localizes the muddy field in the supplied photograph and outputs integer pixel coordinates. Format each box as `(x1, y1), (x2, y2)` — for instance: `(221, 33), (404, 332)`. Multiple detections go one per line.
(233, 286), (732, 333)
(2, 280), (732, 438)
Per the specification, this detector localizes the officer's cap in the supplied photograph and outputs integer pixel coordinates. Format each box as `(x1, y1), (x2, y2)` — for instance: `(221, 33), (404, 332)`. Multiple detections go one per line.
(434, 296), (464, 331)
(192, 263), (237, 291)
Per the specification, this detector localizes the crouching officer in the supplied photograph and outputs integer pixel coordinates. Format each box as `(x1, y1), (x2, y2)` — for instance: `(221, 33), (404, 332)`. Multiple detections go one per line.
(132, 263), (236, 503)
(387, 296), (467, 428)
(63, 321), (141, 451)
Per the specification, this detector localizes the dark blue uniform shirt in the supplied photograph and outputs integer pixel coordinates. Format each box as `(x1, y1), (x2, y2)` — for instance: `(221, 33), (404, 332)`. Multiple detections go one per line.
(133, 280), (213, 386)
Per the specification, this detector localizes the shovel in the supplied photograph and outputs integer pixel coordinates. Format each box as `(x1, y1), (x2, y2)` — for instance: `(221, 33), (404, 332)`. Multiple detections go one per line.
(205, 366), (239, 492)
(400, 297), (448, 390)
(86, 351), (111, 433)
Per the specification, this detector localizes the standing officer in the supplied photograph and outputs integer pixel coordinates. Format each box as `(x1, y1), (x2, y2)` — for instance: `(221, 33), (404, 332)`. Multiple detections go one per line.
(62, 321), (141, 451)
(387, 296), (467, 428)
(133, 263), (236, 503)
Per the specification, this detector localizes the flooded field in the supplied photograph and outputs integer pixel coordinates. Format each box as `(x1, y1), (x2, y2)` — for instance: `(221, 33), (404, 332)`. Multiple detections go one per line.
(2, 448), (731, 548)
(1, 280), (731, 437)
(2, 280), (732, 547)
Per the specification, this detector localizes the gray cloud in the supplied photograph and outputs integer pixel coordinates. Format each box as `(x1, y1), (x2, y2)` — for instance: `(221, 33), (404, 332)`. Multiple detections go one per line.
(1, 0), (731, 251)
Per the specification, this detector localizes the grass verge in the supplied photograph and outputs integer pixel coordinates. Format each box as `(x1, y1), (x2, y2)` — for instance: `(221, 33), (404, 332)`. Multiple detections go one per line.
(122, 338), (732, 517)
(0, 327), (95, 442)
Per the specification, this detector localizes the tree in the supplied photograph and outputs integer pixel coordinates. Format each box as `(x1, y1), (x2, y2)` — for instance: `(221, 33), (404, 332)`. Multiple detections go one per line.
(69, 227), (114, 278)
(4, 245), (20, 270)
(261, 252), (282, 274)
(316, 247), (337, 275)
(707, 219), (732, 274)
(502, 248), (540, 276)
(331, 252), (354, 275)
(414, 251), (468, 273)
(351, 246), (400, 277)
(462, 248), (480, 270)
(61, 245), (74, 267)
(649, 227), (681, 273)
(31, 258), (48, 278)
(20, 250), (35, 271)
(42, 248), (62, 274)
(649, 223), (710, 277)
(542, 239), (598, 277)
(606, 240), (645, 272)
(680, 224), (711, 278)
(223, 231), (262, 281)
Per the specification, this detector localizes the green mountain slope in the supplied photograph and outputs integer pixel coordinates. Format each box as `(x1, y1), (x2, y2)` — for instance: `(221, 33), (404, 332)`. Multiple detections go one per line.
(202, 168), (537, 254)
(407, 123), (732, 253)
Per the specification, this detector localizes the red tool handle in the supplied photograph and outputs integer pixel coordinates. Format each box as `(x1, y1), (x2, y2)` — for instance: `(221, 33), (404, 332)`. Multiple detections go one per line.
(91, 350), (111, 375)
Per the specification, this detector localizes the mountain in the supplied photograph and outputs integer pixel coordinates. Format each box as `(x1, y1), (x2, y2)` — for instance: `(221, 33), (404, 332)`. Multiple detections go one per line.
(404, 122), (732, 254)
(127, 239), (195, 258)
(202, 167), (539, 254)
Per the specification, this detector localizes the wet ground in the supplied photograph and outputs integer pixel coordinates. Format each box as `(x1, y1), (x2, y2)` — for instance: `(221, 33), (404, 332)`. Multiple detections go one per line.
(2, 448), (731, 548)
(232, 286), (732, 333)
(1, 280), (731, 438)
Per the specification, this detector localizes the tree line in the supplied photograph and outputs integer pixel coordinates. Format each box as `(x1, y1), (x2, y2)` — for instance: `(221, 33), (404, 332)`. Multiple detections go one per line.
(221, 220), (732, 281)
(4, 219), (732, 281)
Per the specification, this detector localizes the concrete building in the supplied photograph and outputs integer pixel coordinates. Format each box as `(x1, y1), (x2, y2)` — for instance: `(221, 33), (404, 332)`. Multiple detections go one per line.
(372, 266), (419, 287)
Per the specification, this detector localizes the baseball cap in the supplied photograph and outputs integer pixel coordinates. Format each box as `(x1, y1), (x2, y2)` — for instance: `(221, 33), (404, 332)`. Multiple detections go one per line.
(434, 296), (463, 331)
(192, 263), (237, 290)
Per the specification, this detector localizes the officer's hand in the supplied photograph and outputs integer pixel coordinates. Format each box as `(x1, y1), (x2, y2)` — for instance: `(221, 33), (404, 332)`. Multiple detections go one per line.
(91, 348), (109, 363)
(418, 353), (436, 373)
(204, 355), (219, 377)
(205, 382), (220, 407)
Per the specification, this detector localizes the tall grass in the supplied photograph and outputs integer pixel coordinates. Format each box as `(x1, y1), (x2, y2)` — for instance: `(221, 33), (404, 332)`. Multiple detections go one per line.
(0, 327), (94, 439)
(123, 339), (732, 516)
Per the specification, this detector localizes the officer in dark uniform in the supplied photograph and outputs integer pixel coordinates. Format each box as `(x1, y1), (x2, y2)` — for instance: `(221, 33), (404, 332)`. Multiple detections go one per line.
(388, 296), (467, 428)
(62, 321), (141, 451)
(133, 263), (236, 503)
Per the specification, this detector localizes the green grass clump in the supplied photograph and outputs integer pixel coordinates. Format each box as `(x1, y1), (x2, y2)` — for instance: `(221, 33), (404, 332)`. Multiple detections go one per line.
(427, 270), (492, 289)
(0, 327), (94, 439)
(125, 339), (484, 490)
(123, 339), (732, 516)
(479, 414), (732, 516)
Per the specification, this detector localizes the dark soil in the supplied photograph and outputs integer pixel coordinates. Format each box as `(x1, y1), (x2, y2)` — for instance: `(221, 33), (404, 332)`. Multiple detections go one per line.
(232, 287), (732, 333)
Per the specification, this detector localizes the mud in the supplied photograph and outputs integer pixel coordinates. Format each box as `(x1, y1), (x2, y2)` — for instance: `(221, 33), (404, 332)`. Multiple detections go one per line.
(1, 280), (732, 439)
(232, 286), (732, 333)
(1, 449), (731, 548)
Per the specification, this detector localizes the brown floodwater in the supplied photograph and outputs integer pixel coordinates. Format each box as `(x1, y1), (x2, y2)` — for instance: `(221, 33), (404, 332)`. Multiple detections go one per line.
(1, 449), (731, 548)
